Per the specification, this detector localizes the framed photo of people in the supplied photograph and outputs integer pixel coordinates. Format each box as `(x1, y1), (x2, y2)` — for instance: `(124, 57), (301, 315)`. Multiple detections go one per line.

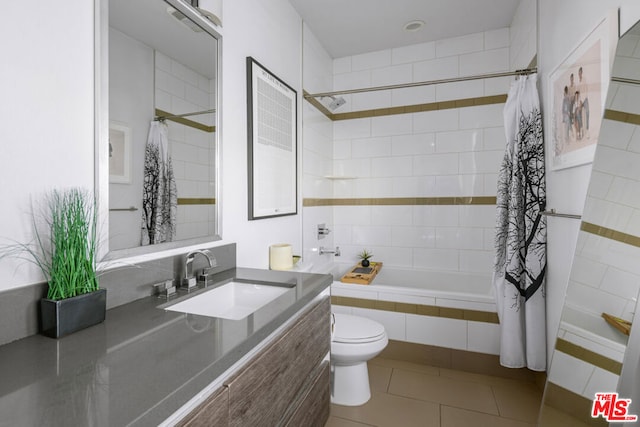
(548, 10), (618, 170)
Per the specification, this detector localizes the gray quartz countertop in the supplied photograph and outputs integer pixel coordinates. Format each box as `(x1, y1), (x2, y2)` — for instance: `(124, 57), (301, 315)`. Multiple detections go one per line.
(0, 268), (332, 426)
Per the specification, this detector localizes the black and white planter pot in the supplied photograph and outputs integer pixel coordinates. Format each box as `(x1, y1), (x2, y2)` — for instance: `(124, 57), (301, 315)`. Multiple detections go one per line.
(40, 288), (107, 338)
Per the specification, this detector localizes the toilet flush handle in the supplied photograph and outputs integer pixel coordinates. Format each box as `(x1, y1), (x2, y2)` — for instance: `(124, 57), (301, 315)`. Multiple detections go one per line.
(331, 313), (336, 337)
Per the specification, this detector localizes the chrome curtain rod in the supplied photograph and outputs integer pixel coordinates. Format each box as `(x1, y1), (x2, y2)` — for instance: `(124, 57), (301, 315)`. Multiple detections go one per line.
(155, 108), (216, 121)
(305, 68), (538, 99)
(542, 209), (581, 219)
(611, 76), (640, 86)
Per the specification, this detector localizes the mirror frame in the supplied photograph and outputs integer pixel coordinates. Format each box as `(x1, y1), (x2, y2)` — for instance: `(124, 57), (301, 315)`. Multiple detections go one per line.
(95, 0), (222, 263)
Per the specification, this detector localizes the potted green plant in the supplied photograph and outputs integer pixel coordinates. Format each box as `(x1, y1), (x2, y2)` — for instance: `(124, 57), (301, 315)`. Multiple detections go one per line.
(358, 249), (373, 268)
(0, 188), (105, 338)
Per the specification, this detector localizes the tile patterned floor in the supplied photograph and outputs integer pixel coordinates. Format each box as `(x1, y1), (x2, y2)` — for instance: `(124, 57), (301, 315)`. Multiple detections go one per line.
(325, 357), (543, 427)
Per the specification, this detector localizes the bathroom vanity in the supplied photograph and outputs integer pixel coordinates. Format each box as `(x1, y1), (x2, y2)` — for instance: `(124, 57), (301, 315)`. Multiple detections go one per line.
(178, 295), (330, 426)
(0, 268), (331, 426)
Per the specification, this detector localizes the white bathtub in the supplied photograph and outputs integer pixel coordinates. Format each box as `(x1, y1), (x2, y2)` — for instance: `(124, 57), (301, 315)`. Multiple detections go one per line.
(333, 266), (495, 310)
(330, 266), (500, 355)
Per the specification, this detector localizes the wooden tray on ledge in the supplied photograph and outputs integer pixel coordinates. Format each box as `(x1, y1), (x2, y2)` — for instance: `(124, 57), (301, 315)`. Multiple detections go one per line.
(340, 262), (382, 285)
(602, 312), (632, 336)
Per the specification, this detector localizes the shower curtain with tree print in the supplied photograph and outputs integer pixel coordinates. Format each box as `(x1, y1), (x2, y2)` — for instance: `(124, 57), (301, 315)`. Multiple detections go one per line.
(141, 120), (177, 245)
(493, 74), (547, 371)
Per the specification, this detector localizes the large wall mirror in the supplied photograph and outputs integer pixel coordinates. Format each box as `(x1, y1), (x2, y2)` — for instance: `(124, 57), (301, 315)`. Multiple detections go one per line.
(97, 0), (221, 261)
(539, 20), (640, 426)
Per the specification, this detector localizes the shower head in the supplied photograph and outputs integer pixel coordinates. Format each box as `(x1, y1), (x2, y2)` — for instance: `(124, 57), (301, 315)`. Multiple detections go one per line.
(322, 96), (346, 111)
(329, 96), (346, 110)
(328, 96), (346, 110)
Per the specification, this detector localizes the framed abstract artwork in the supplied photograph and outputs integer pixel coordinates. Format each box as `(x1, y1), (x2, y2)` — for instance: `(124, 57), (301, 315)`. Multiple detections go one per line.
(246, 57), (298, 220)
(109, 122), (132, 184)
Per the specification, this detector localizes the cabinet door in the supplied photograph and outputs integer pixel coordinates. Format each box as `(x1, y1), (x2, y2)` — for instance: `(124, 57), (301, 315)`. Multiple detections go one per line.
(283, 361), (330, 427)
(177, 387), (229, 427)
(224, 297), (330, 427)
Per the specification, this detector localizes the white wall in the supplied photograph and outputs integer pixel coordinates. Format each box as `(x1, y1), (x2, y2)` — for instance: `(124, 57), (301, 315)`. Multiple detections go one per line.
(219, 0), (304, 268)
(0, 0), (305, 292)
(301, 24), (335, 273)
(510, 0), (537, 70)
(539, 0), (640, 365)
(328, 29), (511, 280)
(0, 1), (95, 291)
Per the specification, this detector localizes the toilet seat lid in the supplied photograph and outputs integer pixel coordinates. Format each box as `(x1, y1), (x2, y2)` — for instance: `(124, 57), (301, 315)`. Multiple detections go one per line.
(332, 313), (386, 343)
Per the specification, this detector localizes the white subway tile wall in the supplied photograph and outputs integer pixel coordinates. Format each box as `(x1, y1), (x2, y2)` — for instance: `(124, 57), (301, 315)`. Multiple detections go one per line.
(559, 328), (626, 364)
(301, 29), (514, 354)
(485, 28), (510, 50)
(436, 33), (485, 58)
(303, 25), (333, 95)
(467, 321), (501, 354)
(330, 274), (500, 354)
(300, 7), (540, 360)
(392, 41), (436, 66)
(154, 52), (216, 242)
(301, 25), (336, 270)
(333, 303), (499, 355)
(583, 368), (620, 399)
(550, 329), (623, 401)
(353, 307), (407, 341)
(329, 25), (510, 274)
(566, 233), (640, 321)
(407, 314), (468, 351)
(547, 351), (596, 397)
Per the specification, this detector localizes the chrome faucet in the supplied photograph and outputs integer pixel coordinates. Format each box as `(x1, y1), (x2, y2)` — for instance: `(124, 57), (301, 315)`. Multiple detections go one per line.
(319, 246), (340, 256)
(182, 249), (217, 291)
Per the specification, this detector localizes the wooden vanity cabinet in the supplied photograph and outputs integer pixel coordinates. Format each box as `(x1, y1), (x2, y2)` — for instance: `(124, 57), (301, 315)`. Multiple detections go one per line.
(177, 387), (229, 427)
(283, 361), (330, 427)
(225, 296), (330, 426)
(177, 295), (331, 427)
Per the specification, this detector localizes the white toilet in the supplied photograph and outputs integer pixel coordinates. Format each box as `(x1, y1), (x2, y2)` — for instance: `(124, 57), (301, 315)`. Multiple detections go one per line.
(330, 313), (389, 406)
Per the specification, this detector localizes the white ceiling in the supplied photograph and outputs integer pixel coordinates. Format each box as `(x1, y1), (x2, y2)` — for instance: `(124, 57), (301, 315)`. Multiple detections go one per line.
(288, 0), (522, 58)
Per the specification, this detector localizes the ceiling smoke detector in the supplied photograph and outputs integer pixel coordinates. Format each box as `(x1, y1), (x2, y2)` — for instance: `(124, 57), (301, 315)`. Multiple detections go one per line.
(403, 20), (425, 32)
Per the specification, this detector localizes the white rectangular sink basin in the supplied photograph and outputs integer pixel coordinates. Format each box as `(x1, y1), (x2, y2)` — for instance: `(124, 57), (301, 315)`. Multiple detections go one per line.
(165, 281), (290, 320)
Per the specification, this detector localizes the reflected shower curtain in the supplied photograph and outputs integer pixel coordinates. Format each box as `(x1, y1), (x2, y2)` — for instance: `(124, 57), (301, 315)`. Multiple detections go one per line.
(493, 74), (547, 371)
(141, 121), (177, 245)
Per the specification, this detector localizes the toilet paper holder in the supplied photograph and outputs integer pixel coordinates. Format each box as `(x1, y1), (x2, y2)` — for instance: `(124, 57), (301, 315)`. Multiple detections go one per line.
(269, 243), (294, 270)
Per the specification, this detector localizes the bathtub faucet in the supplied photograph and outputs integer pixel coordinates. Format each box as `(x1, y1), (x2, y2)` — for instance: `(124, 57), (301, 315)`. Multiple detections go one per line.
(319, 246), (341, 256)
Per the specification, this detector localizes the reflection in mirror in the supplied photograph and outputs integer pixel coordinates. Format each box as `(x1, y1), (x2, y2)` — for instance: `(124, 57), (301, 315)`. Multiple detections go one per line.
(105, 0), (220, 257)
(539, 21), (640, 426)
